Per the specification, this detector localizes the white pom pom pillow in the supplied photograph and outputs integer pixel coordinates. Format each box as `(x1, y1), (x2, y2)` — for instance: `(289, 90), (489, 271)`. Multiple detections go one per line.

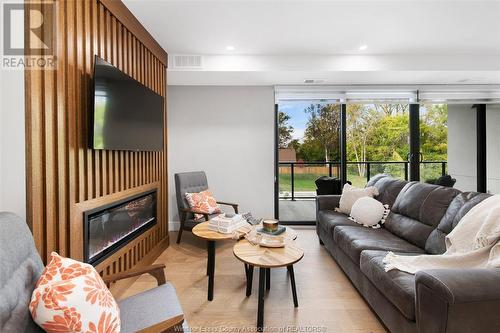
(349, 197), (390, 229)
(336, 183), (379, 215)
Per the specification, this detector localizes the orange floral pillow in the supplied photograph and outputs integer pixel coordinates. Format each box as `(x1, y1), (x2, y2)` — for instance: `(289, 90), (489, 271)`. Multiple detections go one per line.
(185, 190), (221, 219)
(30, 252), (120, 333)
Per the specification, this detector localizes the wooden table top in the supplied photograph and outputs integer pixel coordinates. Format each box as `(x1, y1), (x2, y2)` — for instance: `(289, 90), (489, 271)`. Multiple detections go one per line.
(233, 239), (304, 268)
(192, 221), (236, 241)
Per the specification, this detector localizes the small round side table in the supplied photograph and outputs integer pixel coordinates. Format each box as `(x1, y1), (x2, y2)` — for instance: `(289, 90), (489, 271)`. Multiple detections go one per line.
(192, 221), (234, 301)
(233, 237), (304, 331)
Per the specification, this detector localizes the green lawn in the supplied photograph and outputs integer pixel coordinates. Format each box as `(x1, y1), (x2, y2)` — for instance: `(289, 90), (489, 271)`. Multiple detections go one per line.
(278, 172), (369, 193)
(279, 173), (321, 192)
(278, 162), (445, 195)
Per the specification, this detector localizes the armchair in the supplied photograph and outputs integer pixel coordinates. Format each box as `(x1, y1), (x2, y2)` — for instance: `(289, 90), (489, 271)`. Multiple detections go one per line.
(0, 212), (187, 333)
(174, 171), (239, 244)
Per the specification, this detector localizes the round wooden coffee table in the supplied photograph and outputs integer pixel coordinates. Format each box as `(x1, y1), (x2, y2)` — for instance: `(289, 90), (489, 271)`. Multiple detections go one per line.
(233, 236), (304, 331)
(192, 222), (235, 301)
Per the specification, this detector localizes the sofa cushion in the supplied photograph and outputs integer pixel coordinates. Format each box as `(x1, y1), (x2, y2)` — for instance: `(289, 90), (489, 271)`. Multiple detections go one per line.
(385, 182), (460, 249)
(118, 283), (188, 333)
(360, 250), (418, 321)
(334, 226), (424, 264)
(366, 174), (387, 187)
(425, 192), (491, 254)
(367, 175), (409, 207)
(317, 210), (361, 236)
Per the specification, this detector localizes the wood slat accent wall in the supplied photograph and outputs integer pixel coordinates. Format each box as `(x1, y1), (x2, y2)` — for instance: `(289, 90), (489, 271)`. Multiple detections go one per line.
(25, 0), (169, 278)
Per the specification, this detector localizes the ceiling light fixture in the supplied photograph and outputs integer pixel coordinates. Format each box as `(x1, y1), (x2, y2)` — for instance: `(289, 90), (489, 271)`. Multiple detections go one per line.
(225, 45), (235, 51)
(359, 45), (368, 51)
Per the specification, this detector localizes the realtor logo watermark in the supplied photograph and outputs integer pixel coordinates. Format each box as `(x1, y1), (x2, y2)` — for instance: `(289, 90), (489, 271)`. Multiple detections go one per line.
(2, 1), (56, 69)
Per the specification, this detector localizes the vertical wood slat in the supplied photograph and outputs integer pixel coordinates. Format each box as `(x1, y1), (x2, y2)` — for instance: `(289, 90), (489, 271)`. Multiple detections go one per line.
(66, 0), (79, 256)
(98, 2), (108, 197)
(111, 16), (119, 193)
(92, 0), (100, 200)
(25, 0), (46, 256)
(84, 0), (94, 201)
(56, 0), (69, 256)
(25, 1), (168, 273)
(76, 0), (85, 203)
(106, 9), (114, 195)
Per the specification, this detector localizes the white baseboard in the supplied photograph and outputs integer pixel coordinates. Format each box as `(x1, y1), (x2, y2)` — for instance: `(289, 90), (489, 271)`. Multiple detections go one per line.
(169, 221), (180, 231)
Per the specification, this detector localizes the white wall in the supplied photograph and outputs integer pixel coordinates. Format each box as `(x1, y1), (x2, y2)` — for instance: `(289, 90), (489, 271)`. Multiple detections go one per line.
(486, 104), (500, 194)
(167, 86), (275, 230)
(0, 70), (26, 220)
(447, 104), (477, 192)
(447, 104), (500, 194)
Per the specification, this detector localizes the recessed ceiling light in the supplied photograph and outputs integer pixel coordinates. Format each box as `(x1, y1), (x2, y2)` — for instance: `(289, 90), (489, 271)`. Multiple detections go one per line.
(304, 78), (327, 84)
(225, 45), (235, 51)
(359, 45), (368, 51)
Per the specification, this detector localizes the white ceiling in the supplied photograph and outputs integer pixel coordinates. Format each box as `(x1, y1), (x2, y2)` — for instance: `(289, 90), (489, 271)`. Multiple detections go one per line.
(124, 0), (500, 85)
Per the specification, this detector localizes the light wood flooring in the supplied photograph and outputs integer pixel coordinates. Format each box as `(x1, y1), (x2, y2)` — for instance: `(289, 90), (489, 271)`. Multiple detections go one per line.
(115, 227), (386, 333)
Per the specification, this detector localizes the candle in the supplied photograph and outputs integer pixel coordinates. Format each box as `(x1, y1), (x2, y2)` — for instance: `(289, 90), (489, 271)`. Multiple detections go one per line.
(262, 219), (279, 232)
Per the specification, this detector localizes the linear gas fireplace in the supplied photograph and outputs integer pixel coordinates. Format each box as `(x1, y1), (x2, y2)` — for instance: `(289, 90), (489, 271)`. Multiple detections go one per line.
(84, 190), (157, 265)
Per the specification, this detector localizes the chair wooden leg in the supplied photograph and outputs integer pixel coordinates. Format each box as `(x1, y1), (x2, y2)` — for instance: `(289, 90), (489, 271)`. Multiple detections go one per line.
(176, 220), (185, 244)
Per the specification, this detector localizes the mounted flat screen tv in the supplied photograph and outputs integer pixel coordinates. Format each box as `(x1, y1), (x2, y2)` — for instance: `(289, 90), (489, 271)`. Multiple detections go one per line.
(92, 56), (164, 151)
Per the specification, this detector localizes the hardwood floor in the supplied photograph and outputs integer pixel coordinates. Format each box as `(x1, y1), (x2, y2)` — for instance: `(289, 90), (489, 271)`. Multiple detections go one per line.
(116, 227), (386, 332)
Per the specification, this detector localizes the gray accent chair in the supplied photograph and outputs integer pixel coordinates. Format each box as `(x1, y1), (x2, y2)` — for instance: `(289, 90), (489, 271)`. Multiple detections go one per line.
(175, 171), (239, 244)
(0, 212), (187, 333)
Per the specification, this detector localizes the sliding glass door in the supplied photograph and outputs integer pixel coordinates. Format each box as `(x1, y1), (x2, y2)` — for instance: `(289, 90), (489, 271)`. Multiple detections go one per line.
(274, 87), (496, 224)
(419, 104), (449, 183)
(277, 100), (341, 223)
(346, 103), (409, 187)
(418, 103), (484, 192)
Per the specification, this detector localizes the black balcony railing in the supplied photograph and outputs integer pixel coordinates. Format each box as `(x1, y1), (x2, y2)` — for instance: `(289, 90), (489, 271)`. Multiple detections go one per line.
(278, 161), (447, 200)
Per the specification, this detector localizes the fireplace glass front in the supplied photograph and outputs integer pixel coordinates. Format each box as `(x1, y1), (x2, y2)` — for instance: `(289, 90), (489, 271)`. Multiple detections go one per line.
(84, 190), (157, 265)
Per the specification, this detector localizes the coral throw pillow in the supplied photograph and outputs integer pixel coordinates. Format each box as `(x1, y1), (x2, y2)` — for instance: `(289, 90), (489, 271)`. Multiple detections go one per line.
(336, 183), (379, 215)
(30, 252), (120, 333)
(185, 190), (221, 219)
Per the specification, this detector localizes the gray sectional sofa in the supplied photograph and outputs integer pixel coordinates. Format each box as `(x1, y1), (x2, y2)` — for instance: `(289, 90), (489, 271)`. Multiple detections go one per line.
(316, 174), (500, 333)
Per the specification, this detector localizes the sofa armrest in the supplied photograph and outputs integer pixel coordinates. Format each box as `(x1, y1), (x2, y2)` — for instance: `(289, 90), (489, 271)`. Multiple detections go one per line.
(316, 195), (341, 212)
(415, 268), (500, 333)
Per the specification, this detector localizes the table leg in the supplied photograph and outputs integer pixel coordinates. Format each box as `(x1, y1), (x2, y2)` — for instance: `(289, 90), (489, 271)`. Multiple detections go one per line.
(207, 240), (215, 301)
(257, 268), (266, 331)
(287, 265), (298, 307)
(265, 268), (271, 291)
(246, 265), (254, 297)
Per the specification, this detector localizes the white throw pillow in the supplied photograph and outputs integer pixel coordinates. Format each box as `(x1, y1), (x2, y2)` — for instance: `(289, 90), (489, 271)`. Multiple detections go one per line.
(349, 196), (390, 229)
(336, 183), (379, 215)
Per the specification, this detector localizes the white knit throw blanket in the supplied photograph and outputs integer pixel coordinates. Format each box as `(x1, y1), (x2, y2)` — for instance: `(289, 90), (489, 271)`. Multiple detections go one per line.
(383, 194), (500, 274)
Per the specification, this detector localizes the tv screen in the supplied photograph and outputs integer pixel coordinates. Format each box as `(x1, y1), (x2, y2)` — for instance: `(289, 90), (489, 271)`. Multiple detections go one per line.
(92, 56), (164, 151)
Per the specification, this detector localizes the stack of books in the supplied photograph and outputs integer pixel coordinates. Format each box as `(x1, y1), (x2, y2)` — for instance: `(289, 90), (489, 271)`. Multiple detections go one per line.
(209, 213), (247, 234)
